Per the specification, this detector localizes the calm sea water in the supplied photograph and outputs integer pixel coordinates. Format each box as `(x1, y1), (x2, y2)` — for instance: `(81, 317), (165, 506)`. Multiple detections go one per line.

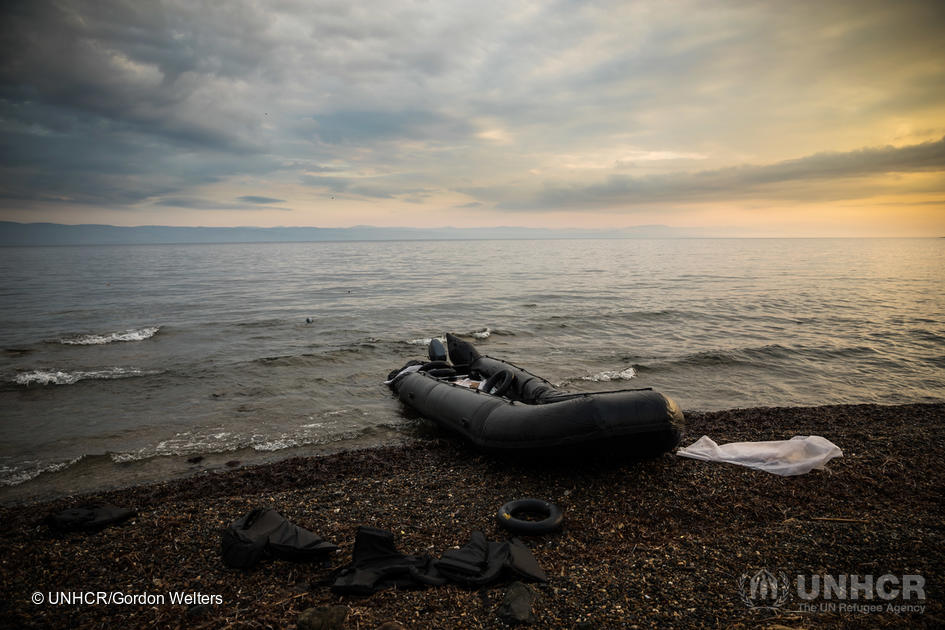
(1, 238), (943, 502)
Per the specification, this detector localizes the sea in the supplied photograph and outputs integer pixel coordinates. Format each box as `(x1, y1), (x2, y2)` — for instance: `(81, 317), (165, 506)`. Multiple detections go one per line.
(1, 238), (943, 503)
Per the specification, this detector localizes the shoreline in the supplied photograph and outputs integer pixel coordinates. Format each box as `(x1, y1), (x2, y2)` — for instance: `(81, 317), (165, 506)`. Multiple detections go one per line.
(0, 430), (413, 507)
(2, 402), (942, 628)
(5, 399), (940, 508)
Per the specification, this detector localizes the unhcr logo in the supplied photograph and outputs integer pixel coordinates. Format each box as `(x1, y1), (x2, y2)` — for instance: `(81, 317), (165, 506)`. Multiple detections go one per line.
(738, 568), (927, 613)
(738, 568), (791, 609)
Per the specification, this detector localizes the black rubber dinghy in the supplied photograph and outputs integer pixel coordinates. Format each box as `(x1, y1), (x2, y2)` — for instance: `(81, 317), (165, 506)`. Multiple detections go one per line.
(387, 334), (683, 457)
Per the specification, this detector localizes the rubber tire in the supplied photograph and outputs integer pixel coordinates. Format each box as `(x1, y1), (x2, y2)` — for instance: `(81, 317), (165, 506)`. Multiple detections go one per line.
(496, 498), (563, 535)
(482, 369), (515, 397)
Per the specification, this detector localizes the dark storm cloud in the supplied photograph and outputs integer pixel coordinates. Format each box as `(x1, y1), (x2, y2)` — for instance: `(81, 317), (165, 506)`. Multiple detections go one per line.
(0, 105), (283, 206)
(0, 110), (179, 205)
(0, 0), (487, 212)
(0, 1), (270, 151)
(494, 137), (945, 210)
(0, 0), (284, 209)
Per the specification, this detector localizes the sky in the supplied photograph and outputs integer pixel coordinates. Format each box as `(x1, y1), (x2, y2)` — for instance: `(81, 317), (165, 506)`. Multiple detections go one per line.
(1, 0), (944, 236)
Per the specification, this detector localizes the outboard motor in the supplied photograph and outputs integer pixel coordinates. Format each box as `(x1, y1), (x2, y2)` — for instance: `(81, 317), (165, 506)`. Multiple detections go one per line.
(428, 338), (448, 362)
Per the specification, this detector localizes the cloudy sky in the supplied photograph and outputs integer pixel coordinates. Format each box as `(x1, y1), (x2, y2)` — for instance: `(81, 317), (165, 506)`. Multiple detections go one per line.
(1, 0), (943, 235)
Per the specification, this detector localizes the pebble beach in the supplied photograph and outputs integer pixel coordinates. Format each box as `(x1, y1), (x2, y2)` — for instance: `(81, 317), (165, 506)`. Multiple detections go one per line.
(1, 403), (942, 629)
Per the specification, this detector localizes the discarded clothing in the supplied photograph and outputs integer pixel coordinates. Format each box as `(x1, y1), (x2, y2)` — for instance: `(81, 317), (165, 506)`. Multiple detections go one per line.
(221, 508), (338, 569)
(45, 503), (136, 532)
(677, 435), (842, 476)
(331, 527), (546, 596)
(436, 531), (548, 585)
(331, 526), (444, 595)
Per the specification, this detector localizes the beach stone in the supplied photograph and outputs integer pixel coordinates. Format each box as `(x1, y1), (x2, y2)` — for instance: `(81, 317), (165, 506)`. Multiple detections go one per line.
(497, 581), (537, 625)
(298, 605), (349, 630)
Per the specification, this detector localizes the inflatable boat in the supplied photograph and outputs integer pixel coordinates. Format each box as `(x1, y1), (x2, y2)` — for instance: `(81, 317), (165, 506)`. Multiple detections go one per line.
(387, 334), (683, 456)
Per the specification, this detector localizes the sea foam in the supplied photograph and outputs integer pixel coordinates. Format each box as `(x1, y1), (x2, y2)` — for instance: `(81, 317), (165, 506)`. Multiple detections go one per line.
(0, 455), (85, 486)
(581, 367), (637, 382)
(58, 326), (160, 345)
(408, 335), (447, 346)
(14, 367), (159, 386)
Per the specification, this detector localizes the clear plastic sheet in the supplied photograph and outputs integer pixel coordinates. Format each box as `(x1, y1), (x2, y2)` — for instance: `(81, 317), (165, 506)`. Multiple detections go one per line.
(677, 435), (842, 476)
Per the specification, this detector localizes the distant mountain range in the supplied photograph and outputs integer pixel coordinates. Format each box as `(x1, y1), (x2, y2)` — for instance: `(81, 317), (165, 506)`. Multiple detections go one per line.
(0, 221), (714, 246)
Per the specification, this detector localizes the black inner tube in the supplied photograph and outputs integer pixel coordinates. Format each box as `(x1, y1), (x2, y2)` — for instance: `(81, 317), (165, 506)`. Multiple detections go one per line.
(496, 498), (563, 534)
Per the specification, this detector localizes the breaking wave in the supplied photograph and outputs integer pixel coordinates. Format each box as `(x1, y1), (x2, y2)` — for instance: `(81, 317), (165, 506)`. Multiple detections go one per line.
(58, 326), (160, 345)
(408, 335), (447, 346)
(14, 367), (161, 386)
(0, 455), (85, 486)
(581, 367), (637, 382)
(108, 408), (375, 463)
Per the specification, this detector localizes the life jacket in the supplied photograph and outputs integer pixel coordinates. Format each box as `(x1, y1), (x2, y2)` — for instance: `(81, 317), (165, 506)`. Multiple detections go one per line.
(331, 527), (546, 595)
(435, 531), (548, 585)
(45, 503), (136, 532)
(331, 526), (445, 595)
(221, 508), (338, 569)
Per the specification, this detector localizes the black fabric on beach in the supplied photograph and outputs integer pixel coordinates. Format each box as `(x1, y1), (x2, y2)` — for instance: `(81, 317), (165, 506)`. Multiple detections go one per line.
(221, 508), (338, 569)
(435, 531), (548, 585)
(45, 503), (136, 532)
(331, 526), (445, 595)
(331, 527), (547, 596)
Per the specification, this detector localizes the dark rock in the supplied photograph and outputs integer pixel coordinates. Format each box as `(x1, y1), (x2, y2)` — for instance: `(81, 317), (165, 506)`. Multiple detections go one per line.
(298, 605), (349, 630)
(497, 581), (537, 625)
(187, 456), (204, 464)
(225, 460), (241, 467)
